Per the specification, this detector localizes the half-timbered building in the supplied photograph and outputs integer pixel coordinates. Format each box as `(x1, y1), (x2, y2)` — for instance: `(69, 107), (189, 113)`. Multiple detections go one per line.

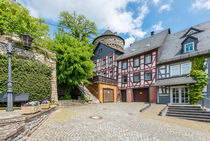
(154, 21), (210, 107)
(87, 30), (125, 103)
(117, 29), (170, 102)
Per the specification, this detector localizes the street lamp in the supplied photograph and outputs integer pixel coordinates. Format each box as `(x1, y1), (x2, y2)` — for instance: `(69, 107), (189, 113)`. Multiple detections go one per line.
(7, 34), (34, 111)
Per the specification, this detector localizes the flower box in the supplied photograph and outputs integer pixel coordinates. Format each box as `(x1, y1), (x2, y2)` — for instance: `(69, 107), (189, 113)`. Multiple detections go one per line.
(21, 101), (40, 115)
(41, 103), (50, 109)
(21, 106), (40, 115)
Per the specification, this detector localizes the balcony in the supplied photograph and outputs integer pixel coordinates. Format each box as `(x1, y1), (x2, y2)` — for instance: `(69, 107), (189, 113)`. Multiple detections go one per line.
(89, 76), (117, 85)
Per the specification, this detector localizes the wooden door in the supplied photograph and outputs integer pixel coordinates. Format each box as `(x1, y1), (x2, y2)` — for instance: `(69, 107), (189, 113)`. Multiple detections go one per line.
(133, 88), (149, 102)
(103, 89), (114, 103)
(121, 90), (126, 102)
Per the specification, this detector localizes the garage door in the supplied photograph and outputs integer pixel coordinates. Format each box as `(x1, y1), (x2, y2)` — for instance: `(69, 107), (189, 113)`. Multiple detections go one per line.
(103, 89), (114, 103)
(133, 88), (149, 102)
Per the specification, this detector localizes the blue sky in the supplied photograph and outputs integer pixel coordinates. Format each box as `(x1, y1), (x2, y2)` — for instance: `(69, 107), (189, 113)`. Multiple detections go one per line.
(19, 0), (210, 48)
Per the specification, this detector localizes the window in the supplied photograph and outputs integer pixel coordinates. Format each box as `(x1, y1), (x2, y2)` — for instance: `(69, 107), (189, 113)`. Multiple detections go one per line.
(181, 62), (191, 75)
(170, 64), (180, 76)
(109, 70), (113, 78)
(145, 54), (152, 64)
(98, 48), (102, 54)
(109, 56), (113, 63)
(133, 73), (140, 82)
(102, 59), (106, 65)
(122, 75), (127, 83)
(122, 61), (127, 70)
(184, 42), (194, 53)
(103, 72), (106, 77)
(134, 57), (139, 67)
(145, 71), (152, 81)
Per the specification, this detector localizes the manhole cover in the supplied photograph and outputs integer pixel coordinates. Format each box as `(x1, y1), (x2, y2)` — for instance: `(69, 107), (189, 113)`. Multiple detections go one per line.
(89, 116), (103, 119)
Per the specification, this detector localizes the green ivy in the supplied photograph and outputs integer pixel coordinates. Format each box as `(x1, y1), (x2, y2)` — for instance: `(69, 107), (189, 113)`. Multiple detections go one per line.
(187, 56), (209, 105)
(0, 54), (52, 103)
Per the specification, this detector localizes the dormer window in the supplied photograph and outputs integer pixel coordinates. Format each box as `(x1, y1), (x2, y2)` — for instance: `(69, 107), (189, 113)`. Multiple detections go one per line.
(181, 27), (203, 38)
(184, 42), (194, 53)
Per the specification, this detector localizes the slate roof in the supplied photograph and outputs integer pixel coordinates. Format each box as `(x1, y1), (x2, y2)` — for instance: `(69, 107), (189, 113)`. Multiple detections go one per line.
(117, 29), (170, 61)
(158, 20), (210, 64)
(93, 30), (125, 45)
(153, 76), (196, 86)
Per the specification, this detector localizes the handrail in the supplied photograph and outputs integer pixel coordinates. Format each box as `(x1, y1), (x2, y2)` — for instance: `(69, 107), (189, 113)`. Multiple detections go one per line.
(201, 97), (210, 109)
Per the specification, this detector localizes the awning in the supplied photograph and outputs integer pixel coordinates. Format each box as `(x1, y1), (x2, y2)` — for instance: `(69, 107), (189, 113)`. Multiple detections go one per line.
(153, 76), (196, 86)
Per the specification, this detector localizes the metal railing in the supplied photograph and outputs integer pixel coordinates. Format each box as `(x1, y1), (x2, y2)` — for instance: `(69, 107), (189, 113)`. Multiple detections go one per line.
(89, 76), (117, 85)
(201, 97), (210, 109)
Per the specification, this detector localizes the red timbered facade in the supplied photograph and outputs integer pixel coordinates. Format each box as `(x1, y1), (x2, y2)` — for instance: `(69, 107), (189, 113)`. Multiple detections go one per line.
(117, 29), (170, 103)
(117, 50), (158, 102)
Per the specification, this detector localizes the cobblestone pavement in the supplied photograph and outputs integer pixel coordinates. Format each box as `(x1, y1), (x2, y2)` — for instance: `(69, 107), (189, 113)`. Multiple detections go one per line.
(27, 103), (210, 141)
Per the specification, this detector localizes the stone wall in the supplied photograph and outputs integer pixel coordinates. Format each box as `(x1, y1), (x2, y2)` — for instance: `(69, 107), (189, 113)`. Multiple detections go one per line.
(0, 36), (58, 102)
(0, 107), (56, 141)
(93, 35), (124, 52)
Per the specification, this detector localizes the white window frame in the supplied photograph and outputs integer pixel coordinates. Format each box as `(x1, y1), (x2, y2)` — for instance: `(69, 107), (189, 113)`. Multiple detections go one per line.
(122, 61), (127, 70)
(181, 62), (192, 75)
(145, 54), (152, 64)
(102, 59), (106, 65)
(134, 57), (139, 67)
(184, 42), (194, 53)
(122, 75), (127, 83)
(109, 56), (113, 64)
(170, 64), (180, 76)
(133, 73), (140, 82)
(145, 71), (152, 81)
(109, 70), (113, 77)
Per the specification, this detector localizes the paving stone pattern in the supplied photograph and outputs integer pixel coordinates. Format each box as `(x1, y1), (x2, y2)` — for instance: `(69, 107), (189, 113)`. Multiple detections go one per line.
(28, 103), (210, 141)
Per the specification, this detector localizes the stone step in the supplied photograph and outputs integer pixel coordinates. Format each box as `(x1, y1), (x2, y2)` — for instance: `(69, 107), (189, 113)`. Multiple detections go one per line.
(168, 109), (204, 112)
(167, 115), (210, 122)
(166, 113), (210, 119)
(167, 111), (210, 115)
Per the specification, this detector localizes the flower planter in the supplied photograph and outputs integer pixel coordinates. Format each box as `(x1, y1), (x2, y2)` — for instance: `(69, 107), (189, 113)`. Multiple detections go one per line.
(41, 103), (50, 109)
(21, 106), (40, 115)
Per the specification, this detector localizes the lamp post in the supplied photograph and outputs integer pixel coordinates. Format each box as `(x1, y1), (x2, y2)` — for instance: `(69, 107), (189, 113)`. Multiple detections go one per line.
(6, 34), (33, 111)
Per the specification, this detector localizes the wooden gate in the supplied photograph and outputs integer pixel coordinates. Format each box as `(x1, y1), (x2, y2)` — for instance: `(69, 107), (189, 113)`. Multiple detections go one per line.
(133, 88), (149, 102)
(103, 89), (114, 103)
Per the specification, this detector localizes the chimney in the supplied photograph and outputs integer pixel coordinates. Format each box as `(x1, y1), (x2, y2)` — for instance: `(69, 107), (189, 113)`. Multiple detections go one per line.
(151, 31), (155, 36)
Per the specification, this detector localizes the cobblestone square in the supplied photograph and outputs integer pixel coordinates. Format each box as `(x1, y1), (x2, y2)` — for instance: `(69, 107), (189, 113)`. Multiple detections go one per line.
(28, 103), (210, 141)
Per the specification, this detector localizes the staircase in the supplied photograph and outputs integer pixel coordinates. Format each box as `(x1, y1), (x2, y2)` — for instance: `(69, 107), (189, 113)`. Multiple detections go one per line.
(166, 105), (210, 122)
(77, 84), (99, 104)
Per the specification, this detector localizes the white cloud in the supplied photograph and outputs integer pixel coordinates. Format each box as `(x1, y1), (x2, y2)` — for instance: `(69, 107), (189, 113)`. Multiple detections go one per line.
(124, 36), (135, 49)
(159, 0), (173, 12)
(192, 0), (210, 9)
(153, 0), (161, 5)
(159, 4), (171, 12)
(152, 21), (163, 31)
(18, 0), (150, 49)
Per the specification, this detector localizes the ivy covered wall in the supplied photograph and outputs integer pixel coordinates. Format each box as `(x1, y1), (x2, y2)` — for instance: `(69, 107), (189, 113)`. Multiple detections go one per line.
(0, 54), (52, 102)
(188, 55), (209, 105)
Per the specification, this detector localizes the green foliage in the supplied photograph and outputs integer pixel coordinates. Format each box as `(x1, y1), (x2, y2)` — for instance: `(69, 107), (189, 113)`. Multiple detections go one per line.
(58, 11), (98, 42)
(0, 0), (49, 47)
(52, 33), (95, 90)
(187, 56), (209, 105)
(59, 93), (72, 100)
(0, 54), (52, 102)
(81, 93), (88, 103)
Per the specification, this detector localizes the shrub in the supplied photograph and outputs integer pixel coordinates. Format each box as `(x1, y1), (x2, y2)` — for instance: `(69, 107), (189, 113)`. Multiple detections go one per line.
(0, 54), (52, 103)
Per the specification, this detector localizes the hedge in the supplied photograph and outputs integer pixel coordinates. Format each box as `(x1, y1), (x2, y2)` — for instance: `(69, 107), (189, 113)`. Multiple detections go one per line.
(0, 54), (52, 103)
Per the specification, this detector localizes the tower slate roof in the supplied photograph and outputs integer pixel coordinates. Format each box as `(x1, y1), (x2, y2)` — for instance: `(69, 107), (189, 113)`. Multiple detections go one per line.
(117, 29), (170, 61)
(158, 20), (210, 64)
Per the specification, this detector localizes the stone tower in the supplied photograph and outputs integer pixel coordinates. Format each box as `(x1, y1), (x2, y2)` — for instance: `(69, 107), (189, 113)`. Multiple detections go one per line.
(93, 30), (125, 52)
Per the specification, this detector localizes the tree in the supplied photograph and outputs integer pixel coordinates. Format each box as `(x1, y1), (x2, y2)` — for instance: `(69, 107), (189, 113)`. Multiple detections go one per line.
(0, 0), (49, 46)
(58, 11), (98, 42)
(53, 33), (95, 89)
